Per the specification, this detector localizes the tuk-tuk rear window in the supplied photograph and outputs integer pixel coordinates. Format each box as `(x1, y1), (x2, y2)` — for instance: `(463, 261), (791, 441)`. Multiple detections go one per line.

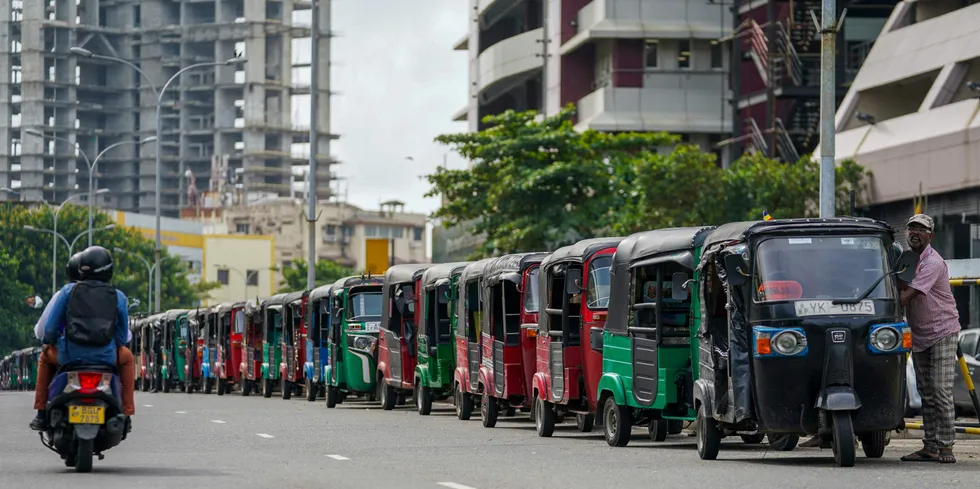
(348, 291), (382, 319)
(753, 236), (892, 302)
(586, 255), (613, 309)
(524, 268), (540, 313)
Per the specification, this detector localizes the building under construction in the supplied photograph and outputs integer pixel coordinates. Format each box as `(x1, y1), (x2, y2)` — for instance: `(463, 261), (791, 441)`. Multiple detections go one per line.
(0, 0), (334, 216)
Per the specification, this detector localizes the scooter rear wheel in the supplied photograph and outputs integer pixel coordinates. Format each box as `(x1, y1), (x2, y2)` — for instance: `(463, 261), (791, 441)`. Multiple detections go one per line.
(75, 438), (94, 473)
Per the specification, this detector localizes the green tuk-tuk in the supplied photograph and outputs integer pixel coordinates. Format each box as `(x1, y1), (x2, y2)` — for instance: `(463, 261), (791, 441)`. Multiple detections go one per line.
(161, 309), (189, 393)
(414, 262), (472, 415)
(596, 227), (714, 446)
(323, 276), (384, 407)
(1, 355), (10, 390)
(260, 293), (288, 398)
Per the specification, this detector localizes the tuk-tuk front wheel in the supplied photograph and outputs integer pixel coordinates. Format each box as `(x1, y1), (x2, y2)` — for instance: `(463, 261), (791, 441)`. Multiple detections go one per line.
(326, 385), (339, 408)
(263, 378), (273, 398)
(648, 420), (667, 441)
(577, 413), (594, 433)
(602, 398), (631, 447)
(380, 383), (397, 411)
(217, 379), (226, 396)
(163, 379), (170, 393)
(860, 430), (887, 459)
(204, 378), (213, 395)
(240, 379), (251, 397)
(306, 379), (317, 402)
(455, 388), (473, 420)
(696, 402), (721, 460)
(831, 412), (856, 467)
(281, 378), (292, 400)
(416, 385), (433, 415)
(534, 397), (556, 438)
(481, 393), (499, 428)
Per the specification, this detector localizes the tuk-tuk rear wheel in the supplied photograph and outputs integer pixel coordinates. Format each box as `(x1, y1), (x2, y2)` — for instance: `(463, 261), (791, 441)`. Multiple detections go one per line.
(831, 412), (856, 467)
(481, 393), (499, 428)
(740, 433), (765, 444)
(306, 379), (317, 402)
(696, 403), (721, 460)
(381, 383), (397, 410)
(602, 398), (630, 447)
(860, 430), (887, 459)
(577, 413), (594, 433)
(281, 378), (292, 400)
(766, 434), (798, 451)
(326, 385), (339, 408)
(263, 378), (273, 398)
(534, 397), (555, 438)
(648, 420), (667, 441)
(217, 379), (226, 396)
(241, 380), (251, 397)
(416, 385), (432, 415)
(455, 388), (473, 420)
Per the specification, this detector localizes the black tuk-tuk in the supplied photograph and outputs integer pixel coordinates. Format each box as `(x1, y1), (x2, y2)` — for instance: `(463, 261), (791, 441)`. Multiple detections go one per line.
(694, 218), (917, 467)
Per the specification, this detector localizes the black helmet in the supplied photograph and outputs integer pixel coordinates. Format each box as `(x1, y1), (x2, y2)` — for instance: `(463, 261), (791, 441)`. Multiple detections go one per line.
(66, 252), (82, 282)
(77, 246), (114, 282)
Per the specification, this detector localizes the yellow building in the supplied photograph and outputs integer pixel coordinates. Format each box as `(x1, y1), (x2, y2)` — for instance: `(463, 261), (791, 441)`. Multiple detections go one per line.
(201, 235), (276, 306)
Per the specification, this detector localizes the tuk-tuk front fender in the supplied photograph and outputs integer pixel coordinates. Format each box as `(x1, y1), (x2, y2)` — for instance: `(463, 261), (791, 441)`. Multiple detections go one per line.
(324, 364), (333, 385)
(478, 366), (492, 394)
(816, 386), (862, 411)
(415, 364), (430, 389)
(453, 367), (467, 392)
(532, 372), (550, 401)
(693, 379), (714, 414)
(304, 361), (315, 381)
(597, 373), (627, 407)
(260, 363), (270, 378)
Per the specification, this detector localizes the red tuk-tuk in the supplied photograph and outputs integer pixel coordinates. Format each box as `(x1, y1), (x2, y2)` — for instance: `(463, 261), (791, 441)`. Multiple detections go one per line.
(280, 290), (309, 400)
(238, 299), (264, 396)
(532, 237), (622, 436)
(479, 252), (548, 427)
(215, 301), (246, 395)
(183, 308), (206, 393)
(453, 258), (495, 420)
(377, 264), (430, 410)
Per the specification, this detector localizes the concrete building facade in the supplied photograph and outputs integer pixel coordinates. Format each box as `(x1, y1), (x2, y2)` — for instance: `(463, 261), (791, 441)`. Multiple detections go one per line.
(201, 234), (276, 306)
(0, 0), (334, 217)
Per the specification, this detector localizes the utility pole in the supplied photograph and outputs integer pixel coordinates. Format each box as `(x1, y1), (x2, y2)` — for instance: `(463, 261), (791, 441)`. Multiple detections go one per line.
(816, 3), (846, 218)
(306, 0), (328, 289)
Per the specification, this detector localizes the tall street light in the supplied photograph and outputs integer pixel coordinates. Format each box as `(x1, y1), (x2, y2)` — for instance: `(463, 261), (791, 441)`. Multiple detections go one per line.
(23, 128), (156, 248)
(70, 46), (247, 314)
(19, 191), (104, 295)
(24, 219), (114, 294)
(114, 247), (156, 314)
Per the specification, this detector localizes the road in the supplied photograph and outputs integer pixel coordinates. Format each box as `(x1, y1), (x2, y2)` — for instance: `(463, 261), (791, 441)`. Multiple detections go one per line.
(1, 390), (978, 488)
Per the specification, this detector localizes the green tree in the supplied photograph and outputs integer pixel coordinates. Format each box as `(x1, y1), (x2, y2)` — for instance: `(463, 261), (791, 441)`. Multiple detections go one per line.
(279, 259), (356, 293)
(425, 106), (676, 257)
(0, 250), (36, 354)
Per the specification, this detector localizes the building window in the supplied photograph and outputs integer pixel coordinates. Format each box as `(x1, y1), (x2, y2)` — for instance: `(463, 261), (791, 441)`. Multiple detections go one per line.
(246, 269), (259, 286)
(710, 41), (723, 69)
(413, 226), (424, 241)
(323, 224), (337, 243)
(644, 40), (659, 68)
(391, 226), (404, 239)
(217, 268), (230, 285)
(235, 222), (249, 234)
(364, 225), (378, 237)
(677, 39), (691, 69)
(342, 225), (353, 241)
(281, 260), (292, 270)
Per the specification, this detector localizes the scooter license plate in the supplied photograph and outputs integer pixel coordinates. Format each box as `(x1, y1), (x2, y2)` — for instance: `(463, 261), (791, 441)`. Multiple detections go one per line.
(68, 405), (105, 424)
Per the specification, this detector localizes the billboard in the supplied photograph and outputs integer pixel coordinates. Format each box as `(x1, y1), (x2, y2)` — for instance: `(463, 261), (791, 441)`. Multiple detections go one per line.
(365, 238), (390, 275)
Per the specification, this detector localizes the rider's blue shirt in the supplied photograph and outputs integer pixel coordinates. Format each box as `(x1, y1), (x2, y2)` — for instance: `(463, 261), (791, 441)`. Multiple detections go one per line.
(41, 282), (130, 366)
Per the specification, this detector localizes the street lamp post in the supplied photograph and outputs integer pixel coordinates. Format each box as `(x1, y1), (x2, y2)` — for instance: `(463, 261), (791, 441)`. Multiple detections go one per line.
(24, 217), (113, 294)
(22, 192), (89, 295)
(24, 129), (157, 248)
(214, 264), (259, 303)
(114, 247), (156, 314)
(70, 46), (247, 314)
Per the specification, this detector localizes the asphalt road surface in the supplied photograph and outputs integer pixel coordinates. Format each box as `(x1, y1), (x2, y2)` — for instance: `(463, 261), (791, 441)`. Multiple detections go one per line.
(2, 390), (978, 488)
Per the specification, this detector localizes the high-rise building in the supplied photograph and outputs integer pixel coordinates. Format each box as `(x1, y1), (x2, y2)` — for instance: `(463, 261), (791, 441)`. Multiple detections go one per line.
(0, 0), (334, 216)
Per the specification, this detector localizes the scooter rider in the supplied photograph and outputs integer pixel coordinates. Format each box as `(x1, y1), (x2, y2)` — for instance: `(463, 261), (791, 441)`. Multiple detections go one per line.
(30, 246), (136, 431)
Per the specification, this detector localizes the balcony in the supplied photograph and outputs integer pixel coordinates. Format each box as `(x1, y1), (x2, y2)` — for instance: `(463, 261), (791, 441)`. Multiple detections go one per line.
(562, 0), (731, 55)
(477, 28), (545, 96)
(575, 72), (731, 133)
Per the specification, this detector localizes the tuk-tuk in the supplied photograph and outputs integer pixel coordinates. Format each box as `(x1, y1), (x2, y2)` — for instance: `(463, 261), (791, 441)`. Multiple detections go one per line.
(1, 355), (9, 390)
(478, 253), (548, 427)
(215, 302), (246, 396)
(414, 262), (471, 415)
(305, 284), (334, 402)
(694, 218), (916, 467)
(378, 264), (431, 410)
(183, 308), (206, 393)
(239, 299), (264, 396)
(533, 237), (624, 437)
(260, 293), (288, 398)
(280, 290), (309, 400)
(20, 347), (40, 391)
(161, 309), (189, 393)
(138, 314), (161, 391)
(322, 275), (385, 407)
(200, 305), (221, 394)
(596, 227), (714, 446)
(453, 258), (496, 420)
(130, 315), (143, 391)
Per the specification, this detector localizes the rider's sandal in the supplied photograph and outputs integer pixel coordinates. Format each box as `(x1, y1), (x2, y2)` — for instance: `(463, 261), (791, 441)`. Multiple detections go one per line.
(938, 449), (956, 464)
(900, 449), (938, 462)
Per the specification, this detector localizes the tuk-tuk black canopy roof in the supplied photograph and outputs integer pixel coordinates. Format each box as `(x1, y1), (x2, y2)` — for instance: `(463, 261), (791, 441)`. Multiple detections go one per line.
(485, 252), (548, 286)
(458, 258), (496, 285)
(703, 218), (891, 248)
(283, 291), (306, 305)
(260, 293), (288, 308)
(543, 237), (624, 269)
(612, 227), (715, 271)
(309, 284), (333, 301)
(421, 262), (472, 289)
(164, 309), (188, 322)
(215, 302), (244, 314)
(383, 264), (430, 287)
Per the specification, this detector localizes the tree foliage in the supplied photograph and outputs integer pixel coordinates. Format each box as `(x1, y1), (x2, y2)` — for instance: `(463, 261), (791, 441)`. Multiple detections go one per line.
(426, 108), (870, 257)
(0, 203), (219, 352)
(279, 259), (356, 293)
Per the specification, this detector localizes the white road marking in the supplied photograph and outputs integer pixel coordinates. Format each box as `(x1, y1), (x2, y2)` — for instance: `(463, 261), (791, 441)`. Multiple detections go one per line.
(256, 433), (274, 438)
(326, 455), (349, 461)
(211, 420), (226, 424)
(437, 483), (478, 489)
(142, 404), (153, 407)
(175, 411), (187, 414)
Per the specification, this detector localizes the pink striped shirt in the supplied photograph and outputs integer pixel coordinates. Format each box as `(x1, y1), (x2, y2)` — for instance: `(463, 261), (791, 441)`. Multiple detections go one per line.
(906, 245), (960, 352)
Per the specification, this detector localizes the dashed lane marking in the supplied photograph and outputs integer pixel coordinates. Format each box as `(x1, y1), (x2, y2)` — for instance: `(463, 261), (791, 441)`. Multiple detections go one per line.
(142, 404), (153, 407)
(327, 455), (349, 461)
(437, 483), (478, 489)
(175, 411), (187, 414)
(211, 420), (226, 424)
(256, 433), (274, 439)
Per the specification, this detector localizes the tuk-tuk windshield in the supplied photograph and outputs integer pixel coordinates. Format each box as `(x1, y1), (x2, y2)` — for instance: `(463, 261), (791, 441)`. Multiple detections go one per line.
(348, 291), (382, 320)
(524, 268), (540, 313)
(586, 255), (613, 309)
(753, 236), (892, 302)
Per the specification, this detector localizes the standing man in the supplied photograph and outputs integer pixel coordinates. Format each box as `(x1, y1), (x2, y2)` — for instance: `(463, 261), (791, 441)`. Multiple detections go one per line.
(900, 214), (960, 464)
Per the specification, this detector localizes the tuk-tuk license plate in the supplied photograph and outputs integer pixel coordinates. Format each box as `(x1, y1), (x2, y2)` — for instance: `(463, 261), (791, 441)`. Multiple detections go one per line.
(795, 300), (875, 317)
(68, 405), (105, 424)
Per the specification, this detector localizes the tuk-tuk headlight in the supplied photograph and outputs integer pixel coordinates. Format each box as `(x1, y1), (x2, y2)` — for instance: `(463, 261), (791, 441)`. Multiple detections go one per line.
(753, 326), (807, 358)
(349, 335), (376, 353)
(869, 323), (909, 354)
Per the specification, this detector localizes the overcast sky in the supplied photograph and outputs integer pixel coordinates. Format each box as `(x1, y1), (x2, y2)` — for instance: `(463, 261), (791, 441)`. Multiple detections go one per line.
(291, 1), (470, 217)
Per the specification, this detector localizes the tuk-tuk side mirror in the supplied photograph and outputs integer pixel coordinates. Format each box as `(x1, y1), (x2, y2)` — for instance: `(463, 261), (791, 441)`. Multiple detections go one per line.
(589, 327), (603, 353)
(723, 254), (748, 287)
(671, 272), (690, 301)
(565, 269), (583, 294)
(894, 249), (919, 283)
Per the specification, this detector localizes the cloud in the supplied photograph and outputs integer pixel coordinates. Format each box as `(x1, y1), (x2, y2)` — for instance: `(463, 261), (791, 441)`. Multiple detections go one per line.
(292, 0), (470, 217)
